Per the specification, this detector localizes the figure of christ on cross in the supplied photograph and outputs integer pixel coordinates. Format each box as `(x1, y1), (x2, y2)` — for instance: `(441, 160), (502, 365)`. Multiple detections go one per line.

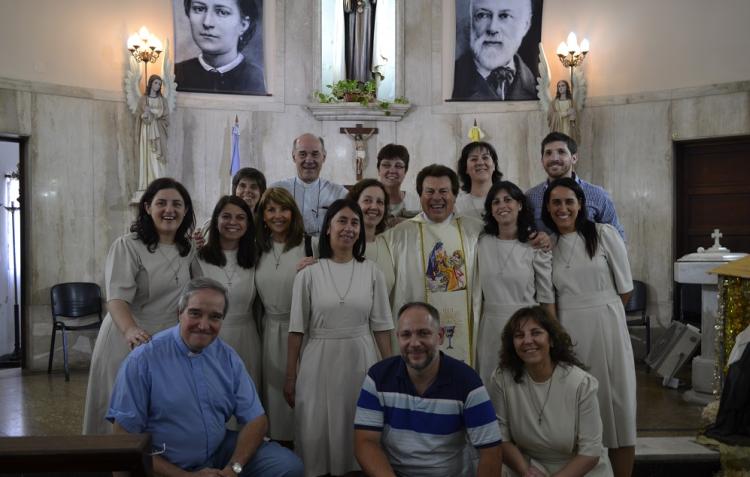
(341, 124), (378, 181)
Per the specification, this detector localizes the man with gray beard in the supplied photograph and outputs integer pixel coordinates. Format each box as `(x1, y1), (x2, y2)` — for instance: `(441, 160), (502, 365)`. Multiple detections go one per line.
(452, 0), (537, 101)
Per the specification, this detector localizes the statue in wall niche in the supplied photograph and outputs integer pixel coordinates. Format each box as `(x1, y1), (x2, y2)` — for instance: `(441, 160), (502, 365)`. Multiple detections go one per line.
(125, 41), (177, 192)
(344, 0), (376, 83)
(537, 43), (587, 144)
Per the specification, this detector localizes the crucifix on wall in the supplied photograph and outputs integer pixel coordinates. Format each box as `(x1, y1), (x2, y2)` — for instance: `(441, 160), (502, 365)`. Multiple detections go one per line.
(340, 123), (378, 181)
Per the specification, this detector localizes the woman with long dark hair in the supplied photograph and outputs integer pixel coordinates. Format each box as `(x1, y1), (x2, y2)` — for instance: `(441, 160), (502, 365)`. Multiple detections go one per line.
(542, 177), (635, 477)
(83, 178), (196, 434)
(455, 141), (503, 219)
(489, 306), (612, 476)
(254, 187), (307, 444)
(193, 195), (260, 384)
(285, 198), (393, 476)
(475, 181), (554, 385)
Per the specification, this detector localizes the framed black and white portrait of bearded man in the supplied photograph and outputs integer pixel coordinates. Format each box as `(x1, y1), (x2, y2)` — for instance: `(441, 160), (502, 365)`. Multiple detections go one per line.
(173, 0), (267, 95)
(452, 0), (543, 101)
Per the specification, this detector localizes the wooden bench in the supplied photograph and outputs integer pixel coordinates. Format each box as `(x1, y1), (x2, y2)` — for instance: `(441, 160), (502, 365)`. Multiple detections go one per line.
(0, 434), (153, 476)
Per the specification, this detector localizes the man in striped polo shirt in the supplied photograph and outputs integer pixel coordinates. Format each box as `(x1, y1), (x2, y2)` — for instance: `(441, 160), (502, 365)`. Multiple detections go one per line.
(354, 302), (502, 477)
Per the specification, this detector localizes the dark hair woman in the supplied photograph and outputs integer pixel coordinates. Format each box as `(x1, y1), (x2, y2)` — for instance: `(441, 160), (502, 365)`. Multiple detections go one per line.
(474, 180), (555, 386)
(252, 187), (307, 444)
(193, 195), (260, 384)
(83, 177), (196, 435)
(285, 198), (393, 476)
(542, 177), (636, 477)
(455, 141), (503, 219)
(488, 306), (612, 477)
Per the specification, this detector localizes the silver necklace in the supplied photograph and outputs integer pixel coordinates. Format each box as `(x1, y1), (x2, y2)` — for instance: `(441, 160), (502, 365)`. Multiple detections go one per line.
(325, 259), (356, 305)
(271, 242), (283, 269)
(527, 369), (554, 424)
(495, 238), (517, 275)
(558, 233), (579, 269)
(157, 246), (182, 286)
(222, 261), (238, 288)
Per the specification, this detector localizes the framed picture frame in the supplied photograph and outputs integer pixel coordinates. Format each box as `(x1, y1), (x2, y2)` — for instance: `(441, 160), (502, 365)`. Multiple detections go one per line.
(173, 0), (267, 95)
(452, 0), (543, 101)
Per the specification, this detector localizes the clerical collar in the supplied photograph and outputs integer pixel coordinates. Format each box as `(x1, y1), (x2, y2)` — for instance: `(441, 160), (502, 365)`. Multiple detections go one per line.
(418, 211), (454, 224)
(296, 177), (321, 189)
(476, 57), (516, 81)
(198, 53), (245, 74)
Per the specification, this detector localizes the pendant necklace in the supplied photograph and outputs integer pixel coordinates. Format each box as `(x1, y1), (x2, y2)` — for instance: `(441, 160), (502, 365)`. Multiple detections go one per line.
(527, 368), (554, 424)
(158, 246), (183, 286)
(558, 233), (579, 269)
(325, 259), (356, 305)
(271, 242), (283, 269)
(496, 239), (517, 276)
(222, 262), (238, 288)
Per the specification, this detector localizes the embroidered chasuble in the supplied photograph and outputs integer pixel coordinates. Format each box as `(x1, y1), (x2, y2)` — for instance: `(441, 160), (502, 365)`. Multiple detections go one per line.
(385, 214), (482, 363)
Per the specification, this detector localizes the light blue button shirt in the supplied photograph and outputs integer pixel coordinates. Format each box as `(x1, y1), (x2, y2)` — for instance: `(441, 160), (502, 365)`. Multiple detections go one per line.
(107, 326), (264, 470)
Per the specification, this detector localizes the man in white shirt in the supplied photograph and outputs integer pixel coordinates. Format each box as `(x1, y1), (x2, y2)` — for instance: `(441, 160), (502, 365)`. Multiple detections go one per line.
(271, 133), (348, 236)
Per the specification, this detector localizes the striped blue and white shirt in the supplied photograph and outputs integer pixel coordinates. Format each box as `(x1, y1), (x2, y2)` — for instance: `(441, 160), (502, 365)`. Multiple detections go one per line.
(526, 173), (626, 240)
(354, 353), (501, 477)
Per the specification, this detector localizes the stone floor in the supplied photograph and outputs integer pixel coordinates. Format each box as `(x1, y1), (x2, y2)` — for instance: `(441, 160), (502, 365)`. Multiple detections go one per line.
(0, 362), (707, 438)
(0, 361), (723, 476)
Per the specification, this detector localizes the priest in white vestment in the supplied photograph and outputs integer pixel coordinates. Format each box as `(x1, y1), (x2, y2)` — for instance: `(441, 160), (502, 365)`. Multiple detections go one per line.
(384, 164), (483, 364)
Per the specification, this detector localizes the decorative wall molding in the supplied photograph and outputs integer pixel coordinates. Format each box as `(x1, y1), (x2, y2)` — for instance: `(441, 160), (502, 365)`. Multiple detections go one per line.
(306, 102), (411, 122)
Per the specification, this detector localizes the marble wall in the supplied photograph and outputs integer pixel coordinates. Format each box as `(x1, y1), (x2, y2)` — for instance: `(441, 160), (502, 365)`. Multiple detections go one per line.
(1, 1), (749, 371)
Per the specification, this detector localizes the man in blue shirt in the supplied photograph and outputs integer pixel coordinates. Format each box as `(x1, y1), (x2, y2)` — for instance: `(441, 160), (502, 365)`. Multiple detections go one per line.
(354, 302), (502, 477)
(107, 277), (303, 477)
(526, 132), (625, 240)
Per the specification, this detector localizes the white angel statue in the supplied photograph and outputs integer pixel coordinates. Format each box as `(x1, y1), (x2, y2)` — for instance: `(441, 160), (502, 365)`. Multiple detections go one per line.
(124, 41), (177, 191)
(536, 42), (586, 144)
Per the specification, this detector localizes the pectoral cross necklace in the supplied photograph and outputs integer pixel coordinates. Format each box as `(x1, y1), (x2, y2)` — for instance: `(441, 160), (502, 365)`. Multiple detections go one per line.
(158, 246), (183, 286)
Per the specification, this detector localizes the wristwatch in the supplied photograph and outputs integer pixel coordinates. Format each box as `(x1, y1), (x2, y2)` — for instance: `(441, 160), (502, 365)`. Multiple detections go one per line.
(231, 462), (243, 475)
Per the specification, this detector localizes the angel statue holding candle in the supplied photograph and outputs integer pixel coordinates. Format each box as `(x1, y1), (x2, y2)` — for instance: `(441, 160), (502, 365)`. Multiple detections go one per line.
(537, 43), (587, 144)
(124, 41), (177, 192)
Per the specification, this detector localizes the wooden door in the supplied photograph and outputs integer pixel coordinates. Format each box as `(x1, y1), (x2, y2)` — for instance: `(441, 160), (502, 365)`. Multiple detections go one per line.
(675, 136), (750, 258)
(674, 136), (750, 325)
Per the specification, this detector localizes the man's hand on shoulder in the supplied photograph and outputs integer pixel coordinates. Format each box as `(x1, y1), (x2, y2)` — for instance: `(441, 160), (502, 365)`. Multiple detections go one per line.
(528, 231), (552, 252)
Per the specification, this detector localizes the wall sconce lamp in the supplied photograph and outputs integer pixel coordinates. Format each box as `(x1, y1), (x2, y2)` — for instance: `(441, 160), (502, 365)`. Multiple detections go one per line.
(556, 32), (590, 85)
(127, 26), (163, 91)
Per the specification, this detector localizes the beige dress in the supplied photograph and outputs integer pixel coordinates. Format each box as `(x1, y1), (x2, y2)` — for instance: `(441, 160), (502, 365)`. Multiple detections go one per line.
(388, 189), (421, 219)
(289, 258), (393, 477)
(455, 191), (486, 220)
(489, 365), (613, 476)
(365, 235), (396, 352)
(475, 236), (554, 385)
(82, 233), (193, 434)
(553, 224), (635, 448)
(255, 241), (308, 441)
(193, 251), (261, 386)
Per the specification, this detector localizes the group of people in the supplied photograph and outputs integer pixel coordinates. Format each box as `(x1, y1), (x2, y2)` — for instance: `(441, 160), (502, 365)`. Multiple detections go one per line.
(80, 129), (636, 477)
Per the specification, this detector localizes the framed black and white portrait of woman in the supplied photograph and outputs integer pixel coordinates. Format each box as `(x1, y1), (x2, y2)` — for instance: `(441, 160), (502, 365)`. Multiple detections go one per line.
(452, 0), (543, 101)
(173, 0), (266, 95)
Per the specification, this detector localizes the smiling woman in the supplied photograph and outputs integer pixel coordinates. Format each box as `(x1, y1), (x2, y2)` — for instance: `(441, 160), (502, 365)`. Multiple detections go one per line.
(192, 195), (261, 385)
(286, 198), (393, 476)
(174, 0), (266, 94)
(83, 178), (196, 435)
